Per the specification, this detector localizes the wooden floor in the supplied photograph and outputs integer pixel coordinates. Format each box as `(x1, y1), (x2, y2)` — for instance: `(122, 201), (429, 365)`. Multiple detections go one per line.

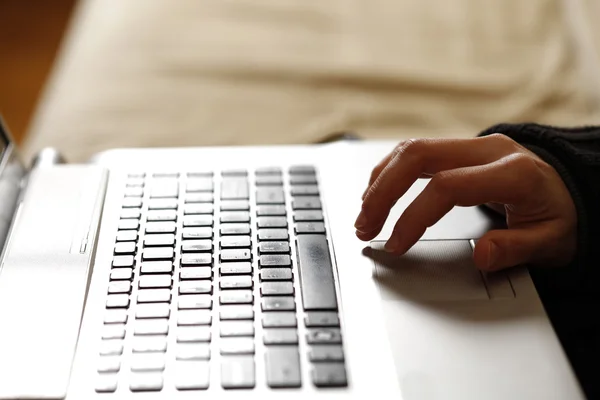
(0, 0), (76, 143)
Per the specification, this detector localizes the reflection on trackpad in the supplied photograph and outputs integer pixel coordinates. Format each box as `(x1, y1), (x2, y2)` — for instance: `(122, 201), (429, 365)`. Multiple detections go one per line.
(368, 240), (498, 302)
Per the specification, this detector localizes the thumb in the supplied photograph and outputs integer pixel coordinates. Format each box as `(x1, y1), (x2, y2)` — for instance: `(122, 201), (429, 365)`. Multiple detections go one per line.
(473, 227), (550, 271)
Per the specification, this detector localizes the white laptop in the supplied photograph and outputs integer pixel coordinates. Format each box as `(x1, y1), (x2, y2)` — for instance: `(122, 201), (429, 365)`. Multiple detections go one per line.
(0, 118), (585, 399)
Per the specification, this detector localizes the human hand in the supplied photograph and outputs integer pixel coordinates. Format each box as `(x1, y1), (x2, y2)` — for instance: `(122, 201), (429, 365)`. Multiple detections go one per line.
(355, 134), (577, 271)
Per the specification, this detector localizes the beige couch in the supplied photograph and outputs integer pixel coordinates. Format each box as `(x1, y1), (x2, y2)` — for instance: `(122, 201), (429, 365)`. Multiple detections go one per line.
(23, 0), (600, 163)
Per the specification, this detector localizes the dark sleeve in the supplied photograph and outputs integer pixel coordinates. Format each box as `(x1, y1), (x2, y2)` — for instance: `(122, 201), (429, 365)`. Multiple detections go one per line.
(478, 123), (600, 399)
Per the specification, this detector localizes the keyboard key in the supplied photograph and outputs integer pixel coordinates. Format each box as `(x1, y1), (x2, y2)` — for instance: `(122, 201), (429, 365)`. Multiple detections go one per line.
(140, 261), (173, 274)
(259, 255), (291, 267)
(255, 175), (283, 186)
(219, 305), (254, 320)
(176, 344), (211, 361)
(255, 167), (282, 175)
(290, 175), (318, 185)
(258, 242), (290, 254)
(296, 235), (337, 310)
(146, 210), (177, 222)
(143, 234), (174, 247)
(290, 185), (319, 196)
(185, 193), (214, 203)
(221, 356), (255, 389)
(177, 310), (212, 326)
(177, 326), (212, 342)
(183, 215), (213, 227)
(122, 198), (143, 208)
(311, 363), (347, 387)
(134, 320), (169, 336)
(256, 205), (286, 216)
(293, 210), (324, 222)
(184, 203), (214, 215)
(129, 373), (164, 392)
(108, 281), (132, 294)
(95, 373), (118, 393)
(262, 312), (297, 328)
(220, 223), (251, 235)
(220, 321), (255, 337)
(139, 275), (172, 289)
(258, 229), (288, 241)
(178, 294), (213, 309)
(222, 169), (248, 177)
(305, 312), (340, 327)
(257, 217), (287, 228)
(181, 239), (212, 252)
(309, 345), (345, 362)
(97, 356), (121, 373)
(126, 178), (145, 187)
(220, 338), (255, 355)
(221, 178), (249, 200)
(117, 230), (138, 242)
(220, 262), (252, 275)
(292, 197), (321, 210)
(135, 303), (171, 319)
(296, 222), (326, 234)
(220, 200), (249, 211)
(152, 172), (179, 178)
(150, 183), (179, 198)
(179, 279), (213, 294)
(263, 328), (298, 345)
(256, 188), (285, 204)
(306, 328), (342, 344)
(148, 199), (178, 210)
(137, 289), (172, 303)
(104, 309), (128, 324)
(112, 255), (134, 267)
(261, 297), (296, 311)
(121, 208), (141, 219)
(186, 178), (213, 192)
(145, 221), (177, 234)
(110, 268), (133, 281)
(114, 241), (136, 255)
(180, 267), (212, 280)
(261, 282), (294, 296)
(289, 165), (316, 175)
(106, 294), (130, 308)
(220, 290), (253, 304)
(181, 253), (213, 266)
(99, 340), (124, 356)
(220, 211), (250, 223)
(102, 325), (126, 340)
(182, 227), (213, 239)
(187, 171), (213, 178)
(220, 275), (253, 290)
(130, 354), (166, 372)
(174, 361), (210, 390)
(220, 249), (251, 262)
(132, 337), (168, 353)
(220, 236), (251, 248)
(142, 247), (174, 260)
(265, 346), (301, 388)
(260, 268), (292, 281)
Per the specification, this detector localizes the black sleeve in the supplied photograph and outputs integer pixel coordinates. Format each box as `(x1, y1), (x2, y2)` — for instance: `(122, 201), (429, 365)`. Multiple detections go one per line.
(478, 123), (600, 399)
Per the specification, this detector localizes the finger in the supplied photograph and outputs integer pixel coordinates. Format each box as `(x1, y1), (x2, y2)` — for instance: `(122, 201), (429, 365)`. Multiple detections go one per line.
(383, 154), (544, 253)
(473, 224), (567, 271)
(355, 135), (517, 236)
(361, 145), (402, 200)
(483, 202), (507, 215)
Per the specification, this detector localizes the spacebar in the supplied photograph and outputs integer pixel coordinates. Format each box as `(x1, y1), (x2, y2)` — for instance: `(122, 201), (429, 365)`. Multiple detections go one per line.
(296, 234), (338, 310)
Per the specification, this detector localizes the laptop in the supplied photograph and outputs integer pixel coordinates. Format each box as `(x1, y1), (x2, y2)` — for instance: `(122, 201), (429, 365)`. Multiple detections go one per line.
(0, 118), (585, 399)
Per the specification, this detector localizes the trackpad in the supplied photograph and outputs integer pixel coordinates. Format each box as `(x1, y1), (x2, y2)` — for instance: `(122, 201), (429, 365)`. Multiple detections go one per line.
(367, 240), (510, 302)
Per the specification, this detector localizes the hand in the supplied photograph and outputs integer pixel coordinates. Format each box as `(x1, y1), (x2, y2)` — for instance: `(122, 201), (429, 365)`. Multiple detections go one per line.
(355, 134), (577, 271)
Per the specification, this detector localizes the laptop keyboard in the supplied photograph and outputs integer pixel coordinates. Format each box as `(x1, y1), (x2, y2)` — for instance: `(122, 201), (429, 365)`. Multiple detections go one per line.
(96, 166), (347, 393)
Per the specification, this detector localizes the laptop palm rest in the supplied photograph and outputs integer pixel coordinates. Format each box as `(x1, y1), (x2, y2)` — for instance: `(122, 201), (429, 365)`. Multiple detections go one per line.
(0, 166), (107, 400)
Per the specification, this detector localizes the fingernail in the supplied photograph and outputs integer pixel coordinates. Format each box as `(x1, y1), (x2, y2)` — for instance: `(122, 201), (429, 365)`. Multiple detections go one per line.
(354, 212), (368, 229)
(487, 241), (498, 269)
(384, 236), (401, 252)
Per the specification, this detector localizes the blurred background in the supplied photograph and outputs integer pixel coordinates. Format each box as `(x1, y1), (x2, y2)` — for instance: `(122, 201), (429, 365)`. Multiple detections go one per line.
(2, 0), (600, 163)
